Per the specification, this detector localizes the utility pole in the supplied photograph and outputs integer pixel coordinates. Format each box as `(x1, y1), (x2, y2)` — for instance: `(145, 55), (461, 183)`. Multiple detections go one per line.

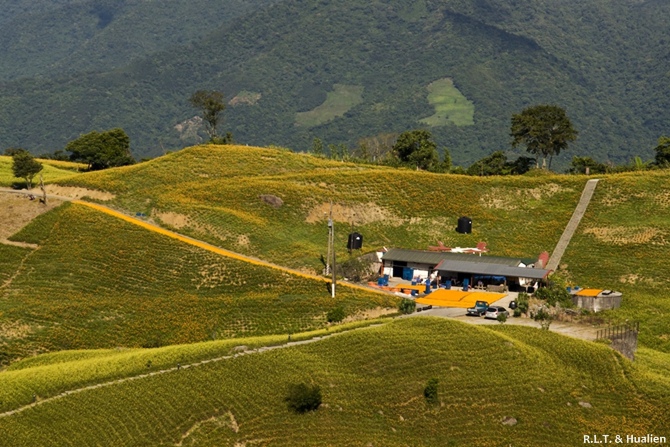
(329, 203), (336, 298)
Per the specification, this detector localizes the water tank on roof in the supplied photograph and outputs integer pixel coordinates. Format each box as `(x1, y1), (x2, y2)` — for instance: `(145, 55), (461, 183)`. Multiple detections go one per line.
(456, 216), (472, 234)
(347, 232), (363, 250)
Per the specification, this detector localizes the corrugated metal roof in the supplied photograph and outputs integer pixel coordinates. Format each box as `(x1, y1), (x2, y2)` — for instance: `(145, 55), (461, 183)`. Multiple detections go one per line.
(435, 259), (550, 279)
(382, 248), (525, 267)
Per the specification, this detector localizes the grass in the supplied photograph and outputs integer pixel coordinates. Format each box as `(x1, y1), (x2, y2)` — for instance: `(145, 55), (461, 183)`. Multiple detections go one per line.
(0, 155), (82, 187)
(44, 146), (670, 354)
(420, 78), (475, 127)
(54, 145), (584, 271)
(0, 318), (668, 446)
(0, 202), (396, 361)
(0, 319), (389, 413)
(560, 171), (670, 351)
(295, 84), (364, 127)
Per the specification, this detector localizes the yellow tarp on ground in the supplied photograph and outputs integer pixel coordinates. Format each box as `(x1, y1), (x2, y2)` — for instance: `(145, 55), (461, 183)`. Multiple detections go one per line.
(416, 289), (506, 309)
(575, 289), (603, 297)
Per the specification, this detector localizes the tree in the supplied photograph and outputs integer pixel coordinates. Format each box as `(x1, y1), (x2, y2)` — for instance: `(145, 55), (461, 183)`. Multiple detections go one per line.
(12, 151), (43, 189)
(654, 136), (670, 167)
(567, 156), (608, 174)
(285, 383), (322, 413)
(510, 105), (578, 170)
(189, 90), (226, 140)
(392, 130), (441, 171)
(466, 151), (534, 176)
(66, 128), (135, 170)
(423, 378), (439, 404)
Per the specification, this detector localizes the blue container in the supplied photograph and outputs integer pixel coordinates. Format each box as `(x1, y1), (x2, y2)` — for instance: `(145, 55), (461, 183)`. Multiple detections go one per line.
(462, 278), (470, 291)
(402, 267), (414, 281)
(445, 280), (451, 289)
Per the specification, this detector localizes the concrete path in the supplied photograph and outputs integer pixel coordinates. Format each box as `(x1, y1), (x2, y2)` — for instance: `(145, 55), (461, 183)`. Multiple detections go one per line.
(545, 179), (599, 271)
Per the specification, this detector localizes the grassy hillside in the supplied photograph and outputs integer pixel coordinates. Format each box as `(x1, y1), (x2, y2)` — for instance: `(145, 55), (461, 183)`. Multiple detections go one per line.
(1, 318), (668, 446)
(0, 0), (668, 166)
(0, 156), (82, 187)
(53, 146), (670, 352)
(561, 171), (670, 351)
(58, 145), (584, 269)
(0, 201), (394, 362)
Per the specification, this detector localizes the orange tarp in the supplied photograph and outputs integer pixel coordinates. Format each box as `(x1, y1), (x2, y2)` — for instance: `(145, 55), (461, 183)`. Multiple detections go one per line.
(416, 289), (506, 309)
(575, 289), (603, 297)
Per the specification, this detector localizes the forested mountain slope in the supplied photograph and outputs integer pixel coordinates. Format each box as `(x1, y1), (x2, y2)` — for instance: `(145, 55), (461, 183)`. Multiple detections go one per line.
(0, 0), (276, 80)
(0, 0), (667, 167)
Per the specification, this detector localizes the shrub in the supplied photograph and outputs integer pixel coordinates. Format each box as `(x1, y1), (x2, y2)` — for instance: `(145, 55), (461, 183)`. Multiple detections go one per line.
(532, 307), (553, 331)
(398, 298), (416, 315)
(285, 383), (322, 413)
(516, 292), (530, 314)
(424, 378), (439, 404)
(497, 313), (507, 324)
(326, 306), (346, 323)
(534, 285), (572, 308)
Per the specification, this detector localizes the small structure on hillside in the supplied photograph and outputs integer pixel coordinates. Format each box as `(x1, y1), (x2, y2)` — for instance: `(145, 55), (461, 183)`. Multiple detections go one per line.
(570, 288), (622, 312)
(380, 248), (550, 291)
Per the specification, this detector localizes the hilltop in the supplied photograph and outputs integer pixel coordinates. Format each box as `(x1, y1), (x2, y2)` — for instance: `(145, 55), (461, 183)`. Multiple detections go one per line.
(0, 0), (668, 166)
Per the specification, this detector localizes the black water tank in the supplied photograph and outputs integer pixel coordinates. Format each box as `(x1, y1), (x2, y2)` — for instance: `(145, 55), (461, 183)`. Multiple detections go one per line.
(347, 232), (363, 250)
(456, 216), (472, 234)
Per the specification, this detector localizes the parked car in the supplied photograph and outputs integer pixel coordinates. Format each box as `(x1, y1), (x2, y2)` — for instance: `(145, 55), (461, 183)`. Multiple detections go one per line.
(485, 306), (509, 320)
(466, 300), (489, 316)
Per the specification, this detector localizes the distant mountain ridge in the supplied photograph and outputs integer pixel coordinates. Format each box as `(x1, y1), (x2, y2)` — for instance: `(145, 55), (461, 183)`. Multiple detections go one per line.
(0, 0), (667, 167)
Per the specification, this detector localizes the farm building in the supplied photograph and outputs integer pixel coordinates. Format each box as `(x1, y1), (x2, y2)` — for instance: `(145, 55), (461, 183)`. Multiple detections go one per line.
(381, 248), (550, 291)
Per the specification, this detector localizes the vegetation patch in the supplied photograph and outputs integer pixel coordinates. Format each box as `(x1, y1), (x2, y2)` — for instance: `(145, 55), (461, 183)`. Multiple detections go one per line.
(229, 90), (261, 106)
(295, 84), (364, 128)
(419, 78), (474, 127)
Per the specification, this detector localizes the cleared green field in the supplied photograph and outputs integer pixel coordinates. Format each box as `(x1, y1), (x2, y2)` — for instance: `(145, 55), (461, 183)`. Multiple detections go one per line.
(295, 84), (364, 127)
(0, 202), (395, 361)
(1, 318), (668, 446)
(420, 78), (475, 127)
(0, 155), (82, 187)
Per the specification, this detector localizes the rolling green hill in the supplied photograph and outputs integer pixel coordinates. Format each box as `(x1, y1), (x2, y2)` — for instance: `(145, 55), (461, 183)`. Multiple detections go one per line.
(1, 318), (668, 446)
(51, 145), (670, 351)
(1, 145), (670, 445)
(0, 200), (393, 362)
(0, 0), (668, 167)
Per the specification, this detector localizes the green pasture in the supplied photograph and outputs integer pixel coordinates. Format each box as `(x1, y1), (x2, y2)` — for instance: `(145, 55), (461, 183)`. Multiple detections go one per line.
(420, 78), (475, 127)
(295, 84), (364, 127)
(0, 155), (82, 187)
(1, 318), (668, 446)
(0, 202), (395, 361)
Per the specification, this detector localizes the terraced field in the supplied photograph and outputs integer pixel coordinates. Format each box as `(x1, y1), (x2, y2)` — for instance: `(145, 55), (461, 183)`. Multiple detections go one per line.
(0, 202), (395, 361)
(1, 318), (668, 446)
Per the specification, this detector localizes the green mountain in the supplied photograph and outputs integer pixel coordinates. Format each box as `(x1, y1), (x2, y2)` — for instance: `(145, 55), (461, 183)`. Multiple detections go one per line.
(0, 0), (276, 80)
(0, 0), (668, 167)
